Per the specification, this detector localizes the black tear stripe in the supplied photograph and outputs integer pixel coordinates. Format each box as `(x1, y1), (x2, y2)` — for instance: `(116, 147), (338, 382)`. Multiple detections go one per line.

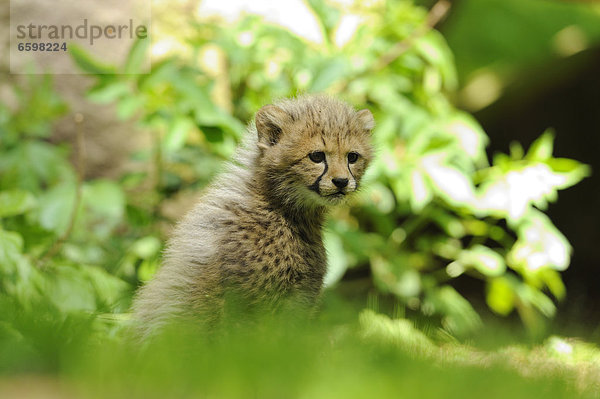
(348, 163), (357, 190)
(309, 160), (328, 194)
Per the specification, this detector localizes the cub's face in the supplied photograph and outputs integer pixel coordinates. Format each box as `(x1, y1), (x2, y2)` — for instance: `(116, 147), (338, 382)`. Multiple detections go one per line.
(255, 96), (374, 207)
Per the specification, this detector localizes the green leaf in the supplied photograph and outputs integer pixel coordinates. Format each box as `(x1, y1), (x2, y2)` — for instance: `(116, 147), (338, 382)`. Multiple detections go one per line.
(202, 126), (225, 143)
(323, 230), (348, 288)
(0, 229), (42, 306)
(458, 245), (506, 277)
(424, 285), (482, 336)
(509, 141), (524, 160)
(430, 209), (465, 238)
(83, 265), (131, 311)
(540, 269), (566, 300)
(0, 141), (75, 193)
(37, 182), (77, 234)
(486, 277), (515, 316)
(365, 182), (396, 214)
(87, 81), (131, 104)
(519, 283), (556, 318)
(476, 159), (589, 222)
(421, 153), (476, 208)
(131, 236), (162, 260)
(508, 209), (571, 272)
(414, 31), (458, 91)
(163, 117), (194, 153)
(169, 73), (214, 114)
(445, 112), (488, 163)
(371, 255), (422, 298)
(305, 0), (341, 43)
(526, 130), (554, 161)
(0, 190), (36, 218)
(310, 58), (347, 92)
(0, 229), (24, 267)
(46, 265), (98, 313)
(124, 36), (150, 74)
(409, 169), (432, 212)
(138, 259), (160, 282)
(545, 157), (591, 187)
(117, 96), (144, 119)
(69, 44), (117, 75)
(82, 180), (126, 237)
(393, 269), (421, 298)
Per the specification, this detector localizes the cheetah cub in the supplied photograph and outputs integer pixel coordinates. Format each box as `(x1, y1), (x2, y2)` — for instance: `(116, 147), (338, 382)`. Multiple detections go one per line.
(132, 95), (374, 335)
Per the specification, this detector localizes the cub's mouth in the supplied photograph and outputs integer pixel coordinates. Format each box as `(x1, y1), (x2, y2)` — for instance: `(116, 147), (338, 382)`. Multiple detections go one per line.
(321, 191), (349, 203)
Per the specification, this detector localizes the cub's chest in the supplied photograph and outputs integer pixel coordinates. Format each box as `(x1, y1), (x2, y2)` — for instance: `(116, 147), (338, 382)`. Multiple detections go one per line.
(217, 216), (327, 288)
(242, 223), (325, 270)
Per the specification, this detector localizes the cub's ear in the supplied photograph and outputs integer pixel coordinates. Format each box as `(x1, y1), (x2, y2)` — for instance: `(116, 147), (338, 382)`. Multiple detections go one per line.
(255, 105), (292, 146)
(356, 109), (375, 132)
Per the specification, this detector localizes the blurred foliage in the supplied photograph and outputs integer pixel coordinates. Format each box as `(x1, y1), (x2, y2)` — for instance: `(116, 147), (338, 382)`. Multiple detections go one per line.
(0, 75), (134, 320)
(2, 304), (600, 398)
(0, 0), (591, 347)
(443, 0), (600, 81)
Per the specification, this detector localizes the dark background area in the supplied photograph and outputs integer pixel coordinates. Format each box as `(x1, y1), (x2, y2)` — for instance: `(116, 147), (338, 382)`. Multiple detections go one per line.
(474, 47), (600, 328)
(437, 0), (600, 332)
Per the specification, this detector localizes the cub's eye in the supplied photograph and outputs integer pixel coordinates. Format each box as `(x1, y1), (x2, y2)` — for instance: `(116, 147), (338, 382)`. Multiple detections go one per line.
(348, 152), (359, 164)
(309, 151), (325, 163)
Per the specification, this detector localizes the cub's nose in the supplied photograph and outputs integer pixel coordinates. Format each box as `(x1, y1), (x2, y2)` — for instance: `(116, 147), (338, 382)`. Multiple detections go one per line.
(332, 178), (349, 189)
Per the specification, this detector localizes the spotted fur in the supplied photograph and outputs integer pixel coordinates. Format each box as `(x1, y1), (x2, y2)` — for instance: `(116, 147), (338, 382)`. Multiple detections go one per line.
(132, 95), (374, 336)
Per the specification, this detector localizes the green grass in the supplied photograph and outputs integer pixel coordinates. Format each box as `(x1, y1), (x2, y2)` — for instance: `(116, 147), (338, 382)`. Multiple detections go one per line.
(1, 296), (599, 399)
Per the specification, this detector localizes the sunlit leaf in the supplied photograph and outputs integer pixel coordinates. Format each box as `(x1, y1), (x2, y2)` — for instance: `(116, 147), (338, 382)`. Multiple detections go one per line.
(421, 153), (476, 207)
(137, 259), (161, 282)
(409, 169), (432, 212)
(508, 210), (571, 272)
(540, 269), (566, 300)
(458, 245), (506, 277)
(323, 230), (347, 288)
(545, 157), (591, 186)
(445, 113), (488, 163)
(163, 117), (195, 153)
(486, 277), (515, 316)
(131, 236), (162, 260)
(124, 36), (150, 74)
(526, 129), (554, 161)
(0, 190), (36, 218)
(476, 158), (588, 222)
